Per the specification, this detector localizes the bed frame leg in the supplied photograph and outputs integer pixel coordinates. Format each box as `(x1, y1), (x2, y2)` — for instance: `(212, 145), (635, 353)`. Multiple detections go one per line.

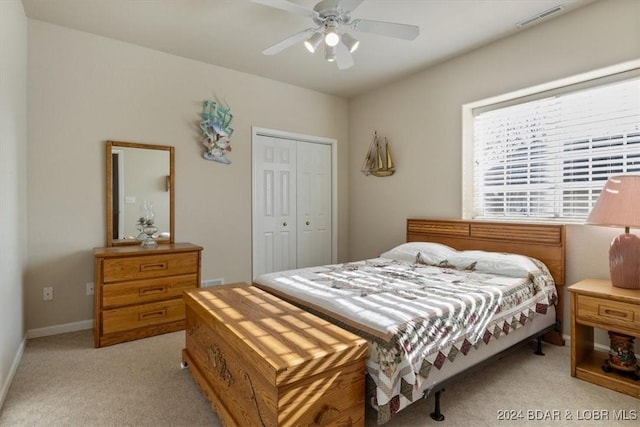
(534, 336), (545, 356)
(430, 390), (445, 421)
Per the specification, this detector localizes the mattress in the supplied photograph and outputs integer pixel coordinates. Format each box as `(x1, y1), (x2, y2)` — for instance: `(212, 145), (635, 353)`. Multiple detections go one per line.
(253, 243), (558, 424)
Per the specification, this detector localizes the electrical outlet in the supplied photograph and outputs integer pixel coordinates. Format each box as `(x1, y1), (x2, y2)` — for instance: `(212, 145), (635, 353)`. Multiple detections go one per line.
(86, 282), (94, 295)
(43, 287), (54, 301)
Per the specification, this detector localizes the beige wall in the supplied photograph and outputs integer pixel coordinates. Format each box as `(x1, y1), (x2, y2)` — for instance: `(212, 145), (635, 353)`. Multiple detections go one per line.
(0, 0), (28, 406)
(348, 0), (640, 344)
(26, 20), (349, 331)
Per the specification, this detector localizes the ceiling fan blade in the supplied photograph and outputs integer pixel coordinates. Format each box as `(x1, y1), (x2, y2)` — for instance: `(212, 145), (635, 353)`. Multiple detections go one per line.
(338, 0), (365, 13)
(262, 28), (317, 55)
(252, 0), (318, 19)
(351, 19), (419, 40)
(335, 42), (354, 70)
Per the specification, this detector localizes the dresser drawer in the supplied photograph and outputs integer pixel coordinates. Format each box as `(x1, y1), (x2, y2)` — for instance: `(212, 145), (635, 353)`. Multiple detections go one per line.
(576, 294), (640, 331)
(102, 298), (186, 335)
(102, 252), (198, 283)
(102, 274), (197, 309)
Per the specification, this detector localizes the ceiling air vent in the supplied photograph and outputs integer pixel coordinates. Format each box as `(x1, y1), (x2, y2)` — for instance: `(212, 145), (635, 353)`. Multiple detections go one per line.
(516, 5), (564, 28)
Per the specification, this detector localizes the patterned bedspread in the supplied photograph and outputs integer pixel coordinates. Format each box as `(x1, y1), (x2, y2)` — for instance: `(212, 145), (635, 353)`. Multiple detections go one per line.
(254, 254), (557, 424)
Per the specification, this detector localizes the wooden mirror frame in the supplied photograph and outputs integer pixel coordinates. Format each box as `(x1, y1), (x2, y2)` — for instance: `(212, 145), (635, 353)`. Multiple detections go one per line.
(106, 140), (175, 247)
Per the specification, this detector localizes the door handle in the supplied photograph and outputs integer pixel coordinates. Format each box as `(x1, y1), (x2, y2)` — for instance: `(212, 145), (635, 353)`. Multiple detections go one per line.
(306, 221), (310, 225)
(282, 222), (287, 227)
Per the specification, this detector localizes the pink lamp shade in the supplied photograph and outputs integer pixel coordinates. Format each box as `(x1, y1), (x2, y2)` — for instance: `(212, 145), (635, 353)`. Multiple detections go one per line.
(587, 175), (640, 289)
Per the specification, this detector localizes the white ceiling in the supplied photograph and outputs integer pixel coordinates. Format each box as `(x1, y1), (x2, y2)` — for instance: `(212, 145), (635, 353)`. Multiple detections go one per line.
(21, 0), (596, 98)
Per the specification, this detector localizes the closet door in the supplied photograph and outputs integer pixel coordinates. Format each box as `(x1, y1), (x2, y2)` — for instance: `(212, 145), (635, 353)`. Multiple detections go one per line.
(253, 135), (297, 277)
(297, 142), (332, 268)
(252, 128), (335, 279)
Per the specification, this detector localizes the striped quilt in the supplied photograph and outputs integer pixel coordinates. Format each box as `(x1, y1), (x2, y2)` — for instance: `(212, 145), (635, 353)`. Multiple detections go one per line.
(254, 255), (557, 424)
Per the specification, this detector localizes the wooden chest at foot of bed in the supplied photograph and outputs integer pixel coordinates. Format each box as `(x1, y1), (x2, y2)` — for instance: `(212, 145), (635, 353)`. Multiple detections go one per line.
(182, 284), (368, 427)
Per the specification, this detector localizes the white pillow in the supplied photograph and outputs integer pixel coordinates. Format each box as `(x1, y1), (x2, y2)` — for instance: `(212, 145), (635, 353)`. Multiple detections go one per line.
(446, 250), (539, 278)
(380, 242), (457, 264)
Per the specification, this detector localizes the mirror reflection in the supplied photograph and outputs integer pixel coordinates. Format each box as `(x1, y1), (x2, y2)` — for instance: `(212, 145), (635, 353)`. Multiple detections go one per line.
(106, 141), (174, 247)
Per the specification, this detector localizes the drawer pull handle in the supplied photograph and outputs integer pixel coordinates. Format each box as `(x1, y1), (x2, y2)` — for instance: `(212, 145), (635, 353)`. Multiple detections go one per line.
(139, 308), (167, 320)
(603, 309), (627, 318)
(139, 286), (167, 296)
(140, 262), (167, 272)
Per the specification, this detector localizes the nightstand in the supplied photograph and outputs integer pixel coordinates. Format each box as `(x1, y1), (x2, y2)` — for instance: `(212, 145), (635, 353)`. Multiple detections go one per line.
(569, 279), (640, 398)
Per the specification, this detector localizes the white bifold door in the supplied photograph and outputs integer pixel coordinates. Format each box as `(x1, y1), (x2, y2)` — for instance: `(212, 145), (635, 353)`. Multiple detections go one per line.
(252, 130), (334, 278)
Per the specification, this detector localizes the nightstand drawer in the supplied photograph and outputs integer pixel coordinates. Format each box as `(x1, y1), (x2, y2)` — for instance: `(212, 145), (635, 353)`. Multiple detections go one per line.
(576, 294), (640, 330)
(103, 252), (198, 283)
(102, 274), (198, 309)
(102, 298), (186, 335)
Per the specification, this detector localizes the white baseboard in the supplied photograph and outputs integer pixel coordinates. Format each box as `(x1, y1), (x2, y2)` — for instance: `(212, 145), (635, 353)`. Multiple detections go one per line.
(27, 319), (92, 339)
(0, 336), (25, 410)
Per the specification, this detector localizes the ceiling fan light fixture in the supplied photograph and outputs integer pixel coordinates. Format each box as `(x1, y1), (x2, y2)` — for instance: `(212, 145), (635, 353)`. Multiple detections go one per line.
(256, 0), (420, 70)
(325, 45), (336, 62)
(324, 30), (340, 47)
(304, 32), (324, 53)
(341, 32), (359, 53)
(324, 19), (340, 47)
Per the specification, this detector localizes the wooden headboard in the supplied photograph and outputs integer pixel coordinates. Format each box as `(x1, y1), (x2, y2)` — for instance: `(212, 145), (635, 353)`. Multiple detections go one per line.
(406, 219), (566, 286)
(407, 219), (567, 345)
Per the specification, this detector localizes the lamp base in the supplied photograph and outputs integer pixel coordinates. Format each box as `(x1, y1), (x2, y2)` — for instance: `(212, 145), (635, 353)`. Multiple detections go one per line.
(140, 225), (158, 249)
(609, 233), (640, 289)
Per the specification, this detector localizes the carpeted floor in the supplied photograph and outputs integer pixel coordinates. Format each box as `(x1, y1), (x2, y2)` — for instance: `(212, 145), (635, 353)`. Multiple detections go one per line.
(0, 330), (637, 426)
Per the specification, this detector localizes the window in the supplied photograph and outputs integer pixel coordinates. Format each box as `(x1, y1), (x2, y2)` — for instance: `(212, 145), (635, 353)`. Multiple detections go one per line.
(470, 75), (640, 222)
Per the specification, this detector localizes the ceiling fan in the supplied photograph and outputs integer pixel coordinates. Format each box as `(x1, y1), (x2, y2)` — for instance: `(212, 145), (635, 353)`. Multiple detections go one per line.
(252, 0), (419, 70)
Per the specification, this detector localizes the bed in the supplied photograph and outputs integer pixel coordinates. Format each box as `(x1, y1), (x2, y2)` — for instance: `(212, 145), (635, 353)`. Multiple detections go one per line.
(253, 219), (566, 424)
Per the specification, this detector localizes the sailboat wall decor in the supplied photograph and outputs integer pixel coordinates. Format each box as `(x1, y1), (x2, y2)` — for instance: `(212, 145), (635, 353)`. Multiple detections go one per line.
(361, 131), (395, 177)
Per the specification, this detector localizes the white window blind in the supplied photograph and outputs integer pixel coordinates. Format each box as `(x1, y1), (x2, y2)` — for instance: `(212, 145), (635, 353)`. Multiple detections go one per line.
(472, 77), (640, 222)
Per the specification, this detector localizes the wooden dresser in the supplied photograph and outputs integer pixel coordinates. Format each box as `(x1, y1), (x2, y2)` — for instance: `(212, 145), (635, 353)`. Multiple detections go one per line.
(94, 243), (202, 347)
(182, 283), (368, 427)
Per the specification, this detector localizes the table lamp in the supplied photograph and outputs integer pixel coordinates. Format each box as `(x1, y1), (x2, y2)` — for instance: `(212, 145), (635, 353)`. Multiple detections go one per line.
(587, 175), (640, 289)
(586, 175), (640, 378)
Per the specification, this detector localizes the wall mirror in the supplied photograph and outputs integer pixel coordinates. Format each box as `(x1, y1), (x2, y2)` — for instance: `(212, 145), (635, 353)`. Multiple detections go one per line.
(106, 140), (175, 247)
